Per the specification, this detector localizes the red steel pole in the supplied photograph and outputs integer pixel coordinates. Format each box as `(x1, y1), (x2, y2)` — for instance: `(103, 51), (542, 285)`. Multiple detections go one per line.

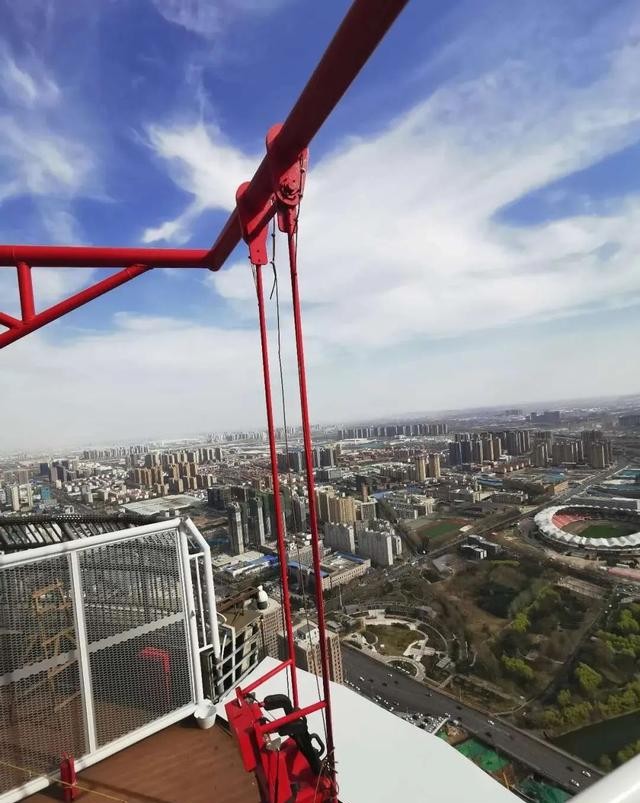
(16, 262), (35, 321)
(285, 227), (336, 780)
(255, 263), (299, 708)
(0, 264), (152, 348)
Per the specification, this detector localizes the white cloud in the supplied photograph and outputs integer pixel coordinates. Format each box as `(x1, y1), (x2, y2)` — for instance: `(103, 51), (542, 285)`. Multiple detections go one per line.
(142, 122), (258, 243)
(144, 5), (640, 355)
(1, 307), (638, 452)
(151, 0), (290, 38)
(0, 50), (95, 223)
(0, 48), (60, 108)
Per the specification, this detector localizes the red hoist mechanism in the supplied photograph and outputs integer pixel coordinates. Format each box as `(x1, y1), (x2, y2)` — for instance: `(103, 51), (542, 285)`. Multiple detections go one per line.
(0, 2), (409, 800)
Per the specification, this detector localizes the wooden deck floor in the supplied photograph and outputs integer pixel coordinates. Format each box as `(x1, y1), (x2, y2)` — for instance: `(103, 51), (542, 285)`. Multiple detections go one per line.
(24, 720), (258, 803)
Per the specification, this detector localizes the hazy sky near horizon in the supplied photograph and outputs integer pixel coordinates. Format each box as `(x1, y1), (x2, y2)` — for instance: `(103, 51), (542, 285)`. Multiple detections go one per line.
(1, 0), (640, 451)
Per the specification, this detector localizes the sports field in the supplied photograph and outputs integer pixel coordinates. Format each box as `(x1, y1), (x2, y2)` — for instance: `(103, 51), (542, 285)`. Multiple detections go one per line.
(565, 520), (637, 539)
(419, 519), (464, 540)
(579, 523), (635, 539)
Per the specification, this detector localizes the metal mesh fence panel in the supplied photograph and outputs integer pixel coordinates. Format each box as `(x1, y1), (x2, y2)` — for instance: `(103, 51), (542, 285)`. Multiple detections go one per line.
(0, 556), (84, 795)
(80, 530), (193, 747)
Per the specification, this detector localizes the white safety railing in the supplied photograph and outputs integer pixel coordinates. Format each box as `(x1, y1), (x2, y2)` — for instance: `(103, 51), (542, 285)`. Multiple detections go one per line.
(0, 517), (217, 803)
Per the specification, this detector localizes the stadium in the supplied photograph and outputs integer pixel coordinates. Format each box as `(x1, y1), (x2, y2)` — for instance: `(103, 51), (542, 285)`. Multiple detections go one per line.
(534, 504), (640, 555)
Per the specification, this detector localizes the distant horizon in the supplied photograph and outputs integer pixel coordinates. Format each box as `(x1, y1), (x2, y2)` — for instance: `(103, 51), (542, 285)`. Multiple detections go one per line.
(3, 389), (639, 458)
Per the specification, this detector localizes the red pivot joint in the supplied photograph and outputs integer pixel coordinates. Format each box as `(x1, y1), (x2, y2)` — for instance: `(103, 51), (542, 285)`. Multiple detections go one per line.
(236, 182), (271, 266)
(266, 123), (308, 234)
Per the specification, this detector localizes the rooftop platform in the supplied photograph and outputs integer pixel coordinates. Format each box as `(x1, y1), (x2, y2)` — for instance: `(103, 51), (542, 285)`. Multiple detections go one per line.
(219, 657), (518, 803)
(24, 720), (257, 803)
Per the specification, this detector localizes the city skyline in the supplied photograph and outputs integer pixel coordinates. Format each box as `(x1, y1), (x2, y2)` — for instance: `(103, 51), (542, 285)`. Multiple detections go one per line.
(2, 0), (640, 449)
(2, 389), (639, 456)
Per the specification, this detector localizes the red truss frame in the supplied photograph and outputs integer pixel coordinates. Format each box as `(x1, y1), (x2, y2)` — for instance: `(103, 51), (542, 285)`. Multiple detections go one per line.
(0, 2), (409, 800)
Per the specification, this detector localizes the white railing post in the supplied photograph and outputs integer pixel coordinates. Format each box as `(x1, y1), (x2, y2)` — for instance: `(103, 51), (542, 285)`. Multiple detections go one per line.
(177, 531), (205, 706)
(68, 552), (98, 753)
(182, 518), (221, 659)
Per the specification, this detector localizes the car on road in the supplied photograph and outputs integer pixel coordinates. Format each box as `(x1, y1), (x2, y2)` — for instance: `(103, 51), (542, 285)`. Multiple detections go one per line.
(487, 719), (495, 726)
(570, 780), (581, 789)
(581, 770), (591, 778)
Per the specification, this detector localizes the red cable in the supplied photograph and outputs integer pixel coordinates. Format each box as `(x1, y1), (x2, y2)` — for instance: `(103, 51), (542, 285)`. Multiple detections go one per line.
(255, 263), (299, 708)
(286, 226), (336, 789)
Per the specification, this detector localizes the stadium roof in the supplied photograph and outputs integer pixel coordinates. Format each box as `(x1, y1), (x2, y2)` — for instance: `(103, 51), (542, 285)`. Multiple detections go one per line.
(534, 505), (640, 551)
(219, 657), (517, 803)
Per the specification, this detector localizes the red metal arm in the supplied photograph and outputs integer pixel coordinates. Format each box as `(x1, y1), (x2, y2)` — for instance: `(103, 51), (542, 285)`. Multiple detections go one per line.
(0, 0), (408, 348)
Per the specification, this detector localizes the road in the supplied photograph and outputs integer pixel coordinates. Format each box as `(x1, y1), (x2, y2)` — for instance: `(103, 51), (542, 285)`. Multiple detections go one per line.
(342, 646), (602, 794)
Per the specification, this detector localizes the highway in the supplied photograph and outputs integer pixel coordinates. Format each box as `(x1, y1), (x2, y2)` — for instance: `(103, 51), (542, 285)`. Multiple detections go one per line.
(342, 646), (602, 795)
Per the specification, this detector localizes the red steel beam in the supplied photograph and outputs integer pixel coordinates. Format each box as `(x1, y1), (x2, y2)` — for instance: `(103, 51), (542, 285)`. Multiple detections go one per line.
(0, 265), (152, 348)
(206, 0), (409, 271)
(0, 245), (212, 268)
(0, 0), (408, 276)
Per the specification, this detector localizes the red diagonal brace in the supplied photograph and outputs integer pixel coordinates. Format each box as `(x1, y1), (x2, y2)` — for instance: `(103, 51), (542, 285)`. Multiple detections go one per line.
(0, 264), (152, 348)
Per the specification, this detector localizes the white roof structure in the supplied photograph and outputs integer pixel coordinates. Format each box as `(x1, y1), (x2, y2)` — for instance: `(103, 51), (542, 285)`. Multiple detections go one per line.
(534, 505), (640, 553)
(218, 657), (517, 803)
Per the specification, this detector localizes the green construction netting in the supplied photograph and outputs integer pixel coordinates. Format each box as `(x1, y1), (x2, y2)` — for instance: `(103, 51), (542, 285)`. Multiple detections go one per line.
(517, 777), (571, 803)
(455, 738), (510, 773)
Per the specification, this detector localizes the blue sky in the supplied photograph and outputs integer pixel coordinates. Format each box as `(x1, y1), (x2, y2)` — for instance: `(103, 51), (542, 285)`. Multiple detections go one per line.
(1, 0), (640, 450)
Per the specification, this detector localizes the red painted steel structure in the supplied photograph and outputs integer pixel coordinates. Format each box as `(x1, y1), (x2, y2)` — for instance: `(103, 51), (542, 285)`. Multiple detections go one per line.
(254, 259), (300, 709)
(0, 1), (410, 799)
(0, 0), (408, 348)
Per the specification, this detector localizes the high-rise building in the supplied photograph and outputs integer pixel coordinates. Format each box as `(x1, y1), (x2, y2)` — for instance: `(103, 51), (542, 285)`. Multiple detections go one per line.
(16, 469), (29, 485)
(7, 484), (20, 511)
(472, 439), (483, 464)
(227, 502), (245, 555)
(248, 497), (266, 547)
(355, 499), (377, 522)
(534, 443), (548, 467)
(588, 443), (607, 469)
(428, 453), (441, 479)
(291, 494), (307, 533)
(278, 620), (343, 684)
(328, 494), (357, 524)
(323, 522), (356, 553)
(492, 436), (502, 459)
(357, 528), (394, 567)
(413, 456), (426, 482)
(448, 441), (463, 466)
(315, 488), (334, 523)
(80, 485), (93, 504)
(480, 436), (493, 462)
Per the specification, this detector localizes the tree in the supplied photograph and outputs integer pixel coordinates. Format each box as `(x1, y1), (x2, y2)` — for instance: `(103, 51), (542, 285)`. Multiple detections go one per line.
(511, 612), (530, 633)
(575, 662), (603, 696)
(541, 708), (562, 729)
(501, 654), (534, 682)
(557, 689), (572, 708)
(617, 609), (640, 635)
(563, 702), (593, 728)
(599, 754), (613, 772)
